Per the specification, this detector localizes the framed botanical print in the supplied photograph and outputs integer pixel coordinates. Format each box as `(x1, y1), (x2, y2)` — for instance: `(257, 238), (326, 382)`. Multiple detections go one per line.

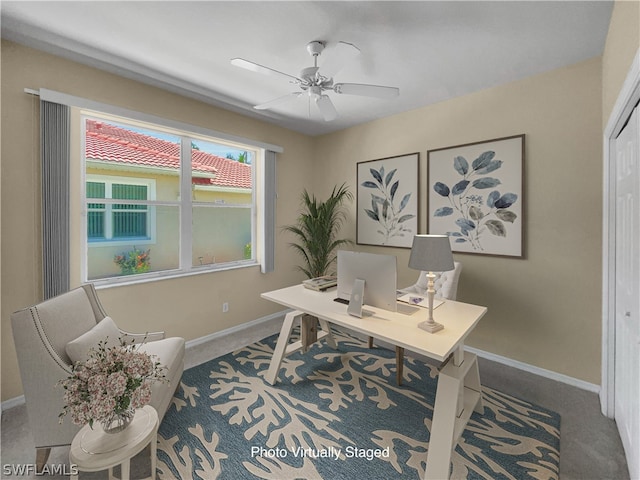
(357, 153), (419, 248)
(427, 135), (524, 257)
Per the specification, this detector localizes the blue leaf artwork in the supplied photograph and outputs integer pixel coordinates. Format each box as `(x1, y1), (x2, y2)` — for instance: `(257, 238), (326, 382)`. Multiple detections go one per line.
(431, 149), (519, 252)
(361, 164), (415, 245)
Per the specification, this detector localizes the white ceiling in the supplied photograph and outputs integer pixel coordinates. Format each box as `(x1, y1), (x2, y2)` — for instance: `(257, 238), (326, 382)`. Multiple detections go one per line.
(1, 1), (613, 136)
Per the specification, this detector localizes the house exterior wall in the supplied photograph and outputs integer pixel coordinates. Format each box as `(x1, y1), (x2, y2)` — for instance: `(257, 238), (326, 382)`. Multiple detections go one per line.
(313, 57), (603, 384)
(84, 165), (253, 278)
(1, 40), (315, 402)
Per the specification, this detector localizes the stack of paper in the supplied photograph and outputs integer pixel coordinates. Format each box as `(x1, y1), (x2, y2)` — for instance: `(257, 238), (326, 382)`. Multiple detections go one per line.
(302, 276), (337, 291)
(397, 293), (444, 309)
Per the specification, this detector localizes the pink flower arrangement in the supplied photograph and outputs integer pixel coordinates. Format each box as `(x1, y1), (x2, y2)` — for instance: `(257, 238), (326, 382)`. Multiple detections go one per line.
(59, 338), (166, 429)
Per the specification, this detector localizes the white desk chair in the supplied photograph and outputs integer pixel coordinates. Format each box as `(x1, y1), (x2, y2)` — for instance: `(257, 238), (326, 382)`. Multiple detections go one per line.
(400, 260), (462, 299)
(369, 261), (463, 385)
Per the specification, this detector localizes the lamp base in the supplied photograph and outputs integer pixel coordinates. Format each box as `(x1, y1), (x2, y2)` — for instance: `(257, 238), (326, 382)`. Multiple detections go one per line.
(418, 320), (444, 333)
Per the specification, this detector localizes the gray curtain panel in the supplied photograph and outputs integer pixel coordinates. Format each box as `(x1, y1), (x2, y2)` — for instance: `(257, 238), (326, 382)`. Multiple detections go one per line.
(40, 100), (70, 299)
(262, 150), (277, 273)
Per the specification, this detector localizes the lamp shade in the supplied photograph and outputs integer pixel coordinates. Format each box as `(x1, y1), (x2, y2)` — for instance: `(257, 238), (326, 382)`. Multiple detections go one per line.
(408, 235), (454, 272)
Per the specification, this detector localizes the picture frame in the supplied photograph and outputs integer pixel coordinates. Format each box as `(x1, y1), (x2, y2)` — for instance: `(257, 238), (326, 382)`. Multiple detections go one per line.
(427, 135), (525, 257)
(357, 153), (419, 248)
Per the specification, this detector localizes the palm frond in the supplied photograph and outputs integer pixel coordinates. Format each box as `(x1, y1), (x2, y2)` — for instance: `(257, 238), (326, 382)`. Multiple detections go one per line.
(282, 183), (353, 279)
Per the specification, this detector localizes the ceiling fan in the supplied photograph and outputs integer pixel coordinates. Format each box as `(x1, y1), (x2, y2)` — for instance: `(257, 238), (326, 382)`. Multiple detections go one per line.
(231, 41), (400, 122)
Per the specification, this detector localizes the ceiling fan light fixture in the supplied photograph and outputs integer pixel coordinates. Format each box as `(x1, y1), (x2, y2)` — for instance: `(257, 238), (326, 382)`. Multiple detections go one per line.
(300, 66), (320, 82)
(308, 85), (322, 100)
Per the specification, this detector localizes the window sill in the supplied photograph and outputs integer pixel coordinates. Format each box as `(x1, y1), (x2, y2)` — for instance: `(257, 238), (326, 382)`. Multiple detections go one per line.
(92, 260), (259, 290)
(88, 238), (154, 247)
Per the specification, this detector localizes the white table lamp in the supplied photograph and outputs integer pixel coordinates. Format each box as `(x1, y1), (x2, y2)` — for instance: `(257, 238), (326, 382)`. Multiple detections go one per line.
(408, 234), (455, 333)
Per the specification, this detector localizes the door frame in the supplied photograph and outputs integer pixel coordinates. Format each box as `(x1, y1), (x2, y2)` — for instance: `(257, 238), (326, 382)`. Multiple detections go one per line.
(601, 48), (640, 418)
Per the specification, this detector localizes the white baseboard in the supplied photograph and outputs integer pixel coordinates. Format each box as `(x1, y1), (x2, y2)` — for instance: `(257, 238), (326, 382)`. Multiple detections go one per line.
(1, 394), (25, 411)
(184, 310), (284, 351)
(2, 310), (600, 410)
(465, 346), (601, 394)
(183, 310), (284, 369)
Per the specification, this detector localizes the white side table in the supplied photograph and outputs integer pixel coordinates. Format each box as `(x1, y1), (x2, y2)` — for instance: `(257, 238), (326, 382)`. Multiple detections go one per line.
(70, 405), (158, 480)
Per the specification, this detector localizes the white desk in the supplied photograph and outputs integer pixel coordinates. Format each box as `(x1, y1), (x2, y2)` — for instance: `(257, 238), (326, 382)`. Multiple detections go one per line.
(261, 285), (487, 480)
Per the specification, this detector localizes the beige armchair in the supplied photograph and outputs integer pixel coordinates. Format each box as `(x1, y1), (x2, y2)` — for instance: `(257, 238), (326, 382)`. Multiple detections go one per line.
(11, 284), (185, 470)
(369, 261), (463, 385)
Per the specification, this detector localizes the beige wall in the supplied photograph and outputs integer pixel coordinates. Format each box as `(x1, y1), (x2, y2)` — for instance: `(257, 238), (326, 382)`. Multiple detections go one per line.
(313, 58), (603, 384)
(602, 0), (640, 128)
(2, 3), (636, 402)
(1, 40), (314, 401)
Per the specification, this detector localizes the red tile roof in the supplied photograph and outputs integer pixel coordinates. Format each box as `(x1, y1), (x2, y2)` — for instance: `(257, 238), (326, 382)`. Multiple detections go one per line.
(85, 120), (252, 189)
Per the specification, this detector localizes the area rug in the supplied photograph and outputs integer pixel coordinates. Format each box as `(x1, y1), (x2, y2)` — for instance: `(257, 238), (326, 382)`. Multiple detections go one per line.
(156, 328), (560, 479)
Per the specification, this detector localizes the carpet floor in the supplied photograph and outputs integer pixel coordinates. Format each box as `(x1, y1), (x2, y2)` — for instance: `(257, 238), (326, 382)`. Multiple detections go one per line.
(156, 328), (560, 479)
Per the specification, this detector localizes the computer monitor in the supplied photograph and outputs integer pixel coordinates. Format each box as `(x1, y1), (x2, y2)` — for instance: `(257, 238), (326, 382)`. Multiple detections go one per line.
(337, 250), (397, 313)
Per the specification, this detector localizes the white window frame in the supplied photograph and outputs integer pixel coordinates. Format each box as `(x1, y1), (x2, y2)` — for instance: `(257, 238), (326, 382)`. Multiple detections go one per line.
(85, 174), (157, 246)
(80, 111), (266, 286)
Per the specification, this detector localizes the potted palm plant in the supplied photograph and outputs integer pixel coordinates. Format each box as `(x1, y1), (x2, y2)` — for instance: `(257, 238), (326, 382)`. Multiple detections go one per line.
(283, 183), (353, 349)
(284, 183), (353, 279)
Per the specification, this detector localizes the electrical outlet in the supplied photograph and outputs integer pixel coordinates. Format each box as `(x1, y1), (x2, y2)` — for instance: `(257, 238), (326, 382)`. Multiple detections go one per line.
(222, 302), (229, 313)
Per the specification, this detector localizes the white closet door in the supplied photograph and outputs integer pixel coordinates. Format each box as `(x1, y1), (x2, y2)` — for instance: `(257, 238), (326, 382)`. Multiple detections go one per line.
(614, 105), (640, 480)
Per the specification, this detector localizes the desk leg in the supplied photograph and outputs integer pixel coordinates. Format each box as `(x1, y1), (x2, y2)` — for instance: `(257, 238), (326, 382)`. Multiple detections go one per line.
(265, 310), (301, 385)
(317, 319), (336, 349)
(424, 351), (483, 480)
(121, 460), (130, 480)
(396, 346), (404, 386)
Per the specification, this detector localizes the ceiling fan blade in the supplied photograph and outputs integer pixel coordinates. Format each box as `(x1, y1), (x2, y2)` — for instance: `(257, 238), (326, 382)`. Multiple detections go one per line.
(231, 58), (301, 83)
(254, 92), (303, 110)
(334, 83), (400, 99)
(315, 95), (338, 122)
(320, 41), (361, 78)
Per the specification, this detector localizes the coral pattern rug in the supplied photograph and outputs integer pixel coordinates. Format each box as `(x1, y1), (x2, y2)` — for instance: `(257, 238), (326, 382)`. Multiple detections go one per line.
(156, 329), (560, 479)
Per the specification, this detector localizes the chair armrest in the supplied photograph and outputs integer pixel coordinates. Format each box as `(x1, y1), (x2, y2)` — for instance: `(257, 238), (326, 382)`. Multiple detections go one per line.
(118, 329), (165, 343)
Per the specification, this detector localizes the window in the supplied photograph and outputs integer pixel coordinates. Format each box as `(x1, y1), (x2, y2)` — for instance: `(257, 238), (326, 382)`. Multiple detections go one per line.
(86, 177), (155, 242)
(82, 114), (260, 282)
